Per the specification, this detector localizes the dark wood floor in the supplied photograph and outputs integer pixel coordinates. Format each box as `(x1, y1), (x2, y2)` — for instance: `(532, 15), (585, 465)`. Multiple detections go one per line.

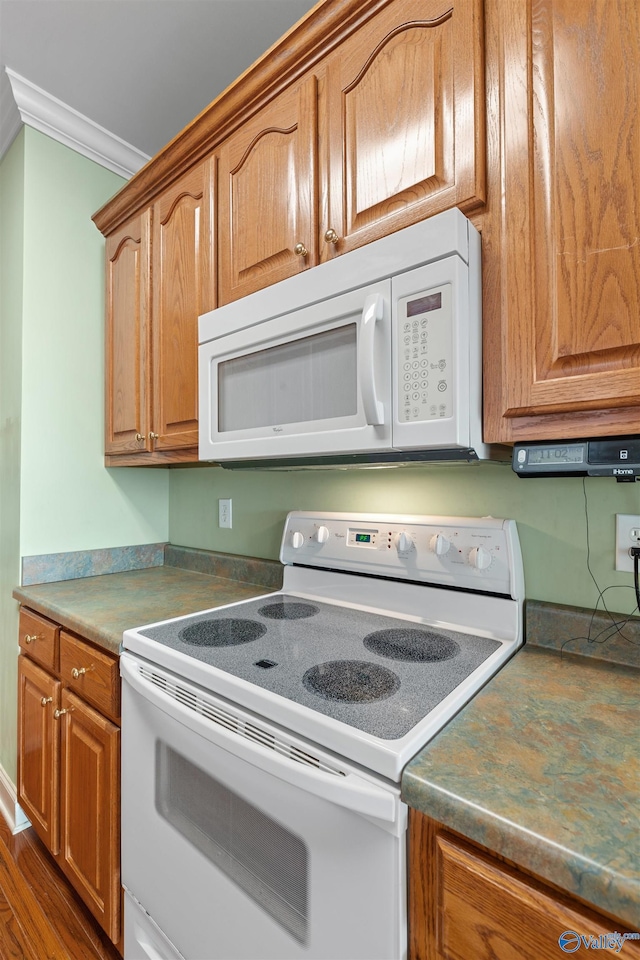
(0, 810), (121, 960)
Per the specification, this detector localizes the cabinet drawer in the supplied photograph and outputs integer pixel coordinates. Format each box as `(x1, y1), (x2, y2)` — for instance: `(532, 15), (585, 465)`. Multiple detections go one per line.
(60, 632), (120, 719)
(19, 608), (59, 671)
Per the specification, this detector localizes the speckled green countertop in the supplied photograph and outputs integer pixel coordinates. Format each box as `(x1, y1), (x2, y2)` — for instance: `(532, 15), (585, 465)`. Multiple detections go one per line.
(13, 549), (282, 655)
(402, 619), (640, 929)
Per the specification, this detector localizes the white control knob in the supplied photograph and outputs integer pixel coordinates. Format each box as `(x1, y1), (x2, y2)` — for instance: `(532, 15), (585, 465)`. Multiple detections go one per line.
(291, 531), (304, 549)
(316, 525), (330, 544)
(469, 546), (492, 570)
(429, 534), (451, 556)
(396, 532), (413, 553)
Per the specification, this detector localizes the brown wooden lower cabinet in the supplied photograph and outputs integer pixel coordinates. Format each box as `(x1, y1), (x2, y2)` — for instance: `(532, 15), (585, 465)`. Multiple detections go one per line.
(409, 810), (640, 960)
(17, 607), (121, 947)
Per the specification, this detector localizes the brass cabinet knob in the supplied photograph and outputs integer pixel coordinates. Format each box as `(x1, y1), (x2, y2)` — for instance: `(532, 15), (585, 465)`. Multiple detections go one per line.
(135, 433), (145, 442)
(24, 634), (41, 644)
(71, 667), (87, 679)
(148, 432), (159, 441)
(324, 228), (339, 245)
(294, 242), (308, 258)
(40, 697), (52, 707)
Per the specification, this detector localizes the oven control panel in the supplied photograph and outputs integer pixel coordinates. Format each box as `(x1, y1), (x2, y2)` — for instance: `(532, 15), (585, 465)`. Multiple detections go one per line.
(281, 512), (524, 599)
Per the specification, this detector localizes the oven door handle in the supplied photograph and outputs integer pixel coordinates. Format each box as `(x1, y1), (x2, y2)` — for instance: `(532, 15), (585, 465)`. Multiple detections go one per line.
(122, 655), (397, 823)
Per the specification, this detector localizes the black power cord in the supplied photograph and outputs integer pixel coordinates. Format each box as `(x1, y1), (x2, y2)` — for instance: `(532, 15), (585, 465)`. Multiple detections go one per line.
(631, 546), (640, 612)
(561, 478), (640, 656)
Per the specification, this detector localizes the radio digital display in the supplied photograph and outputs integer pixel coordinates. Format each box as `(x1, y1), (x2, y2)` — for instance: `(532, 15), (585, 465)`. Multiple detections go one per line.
(527, 444), (585, 465)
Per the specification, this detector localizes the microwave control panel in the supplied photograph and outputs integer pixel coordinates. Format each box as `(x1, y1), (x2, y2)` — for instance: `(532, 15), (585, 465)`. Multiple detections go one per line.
(396, 283), (453, 424)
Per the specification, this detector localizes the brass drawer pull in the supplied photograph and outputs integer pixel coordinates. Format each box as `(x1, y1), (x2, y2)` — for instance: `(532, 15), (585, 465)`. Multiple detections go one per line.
(41, 697), (53, 707)
(294, 242), (308, 258)
(53, 708), (73, 719)
(135, 433), (145, 442)
(71, 667), (87, 679)
(324, 228), (339, 245)
(24, 633), (42, 644)
(148, 431), (159, 441)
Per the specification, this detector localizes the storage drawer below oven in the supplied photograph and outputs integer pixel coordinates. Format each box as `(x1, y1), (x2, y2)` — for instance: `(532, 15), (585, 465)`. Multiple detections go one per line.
(121, 654), (406, 960)
(124, 891), (185, 960)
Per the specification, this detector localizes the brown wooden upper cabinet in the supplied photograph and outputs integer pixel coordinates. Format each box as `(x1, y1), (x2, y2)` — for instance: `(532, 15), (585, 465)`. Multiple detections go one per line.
(104, 160), (215, 465)
(96, 0), (486, 457)
(321, 0), (485, 261)
(217, 75), (318, 305)
(217, 0), (485, 304)
(482, 0), (640, 442)
(95, 0), (640, 458)
(105, 208), (151, 458)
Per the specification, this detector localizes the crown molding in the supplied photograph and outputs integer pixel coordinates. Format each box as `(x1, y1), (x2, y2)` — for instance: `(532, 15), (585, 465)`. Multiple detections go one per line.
(4, 68), (149, 179)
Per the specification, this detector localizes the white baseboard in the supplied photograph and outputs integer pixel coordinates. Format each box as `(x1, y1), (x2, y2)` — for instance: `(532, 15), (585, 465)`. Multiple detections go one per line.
(0, 763), (30, 834)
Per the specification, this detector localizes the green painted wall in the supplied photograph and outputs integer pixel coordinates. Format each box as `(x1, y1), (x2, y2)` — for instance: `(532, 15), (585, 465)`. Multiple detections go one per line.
(0, 130), (25, 784)
(169, 461), (640, 615)
(0, 128), (171, 786)
(20, 129), (169, 556)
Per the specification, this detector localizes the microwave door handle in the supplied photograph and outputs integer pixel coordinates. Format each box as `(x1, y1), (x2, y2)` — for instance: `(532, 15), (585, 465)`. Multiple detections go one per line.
(359, 293), (385, 425)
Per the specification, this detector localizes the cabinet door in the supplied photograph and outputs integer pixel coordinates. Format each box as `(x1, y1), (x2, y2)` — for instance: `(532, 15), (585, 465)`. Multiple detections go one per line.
(105, 210), (152, 455)
(59, 690), (121, 943)
(321, 0), (485, 260)
(483, 0), (640, 442)
(17, 656), (60, 854)
(218, 74), (318, 304)
(409, 812), (640, 960)
(151, 160), (216, 450)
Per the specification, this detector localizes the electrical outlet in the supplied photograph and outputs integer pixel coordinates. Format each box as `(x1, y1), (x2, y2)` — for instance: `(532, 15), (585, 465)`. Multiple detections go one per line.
(218, 498), (232, 529)
(615, 514), (640, 571)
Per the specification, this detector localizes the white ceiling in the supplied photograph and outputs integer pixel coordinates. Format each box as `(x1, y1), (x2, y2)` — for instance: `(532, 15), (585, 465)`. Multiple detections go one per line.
(0, 0), (317, 168)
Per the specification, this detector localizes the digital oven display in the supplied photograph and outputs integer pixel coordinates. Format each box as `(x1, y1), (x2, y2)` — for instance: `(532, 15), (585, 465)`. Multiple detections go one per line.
(348, 529), (378, 547)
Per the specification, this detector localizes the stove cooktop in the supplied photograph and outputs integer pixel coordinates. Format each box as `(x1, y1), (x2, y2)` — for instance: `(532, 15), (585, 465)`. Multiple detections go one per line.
(137, 593), (500, 741)
(123, 513), (524, 779)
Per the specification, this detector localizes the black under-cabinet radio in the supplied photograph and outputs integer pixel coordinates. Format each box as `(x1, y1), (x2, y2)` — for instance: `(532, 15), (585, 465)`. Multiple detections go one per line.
(512, 437), (640, 480)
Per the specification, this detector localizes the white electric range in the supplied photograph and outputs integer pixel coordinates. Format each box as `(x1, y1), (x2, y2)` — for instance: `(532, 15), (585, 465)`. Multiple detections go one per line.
(120, 512), (524, 960)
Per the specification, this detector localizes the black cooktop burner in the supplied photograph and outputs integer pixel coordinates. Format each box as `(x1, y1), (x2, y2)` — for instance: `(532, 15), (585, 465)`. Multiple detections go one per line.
(302, 660), (400, 704)
(179, 618), (267, 647)
(259, 601), (319, 620)
(363, 628), (460, 663)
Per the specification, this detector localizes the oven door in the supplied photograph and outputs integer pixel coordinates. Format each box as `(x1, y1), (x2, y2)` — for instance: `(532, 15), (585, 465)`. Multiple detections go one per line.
(121, 654), (406, 960)
(198, 280), (391, 462)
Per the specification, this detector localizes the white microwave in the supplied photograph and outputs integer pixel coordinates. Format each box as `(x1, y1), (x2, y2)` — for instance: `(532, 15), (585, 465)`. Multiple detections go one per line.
(199, 209), (496, 467)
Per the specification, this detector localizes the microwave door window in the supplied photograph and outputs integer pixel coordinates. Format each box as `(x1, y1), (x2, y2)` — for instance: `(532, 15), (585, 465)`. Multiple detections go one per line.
(218, 324), (358, 433)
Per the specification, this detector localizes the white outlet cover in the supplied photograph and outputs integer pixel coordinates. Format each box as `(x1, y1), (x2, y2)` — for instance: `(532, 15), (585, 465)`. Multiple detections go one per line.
(615, 513), (640, 572)
(218, 498), (232, 529)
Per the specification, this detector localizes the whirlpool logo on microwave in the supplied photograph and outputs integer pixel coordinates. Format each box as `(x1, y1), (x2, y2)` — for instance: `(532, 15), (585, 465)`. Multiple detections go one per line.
(558, 930), (640, 953)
